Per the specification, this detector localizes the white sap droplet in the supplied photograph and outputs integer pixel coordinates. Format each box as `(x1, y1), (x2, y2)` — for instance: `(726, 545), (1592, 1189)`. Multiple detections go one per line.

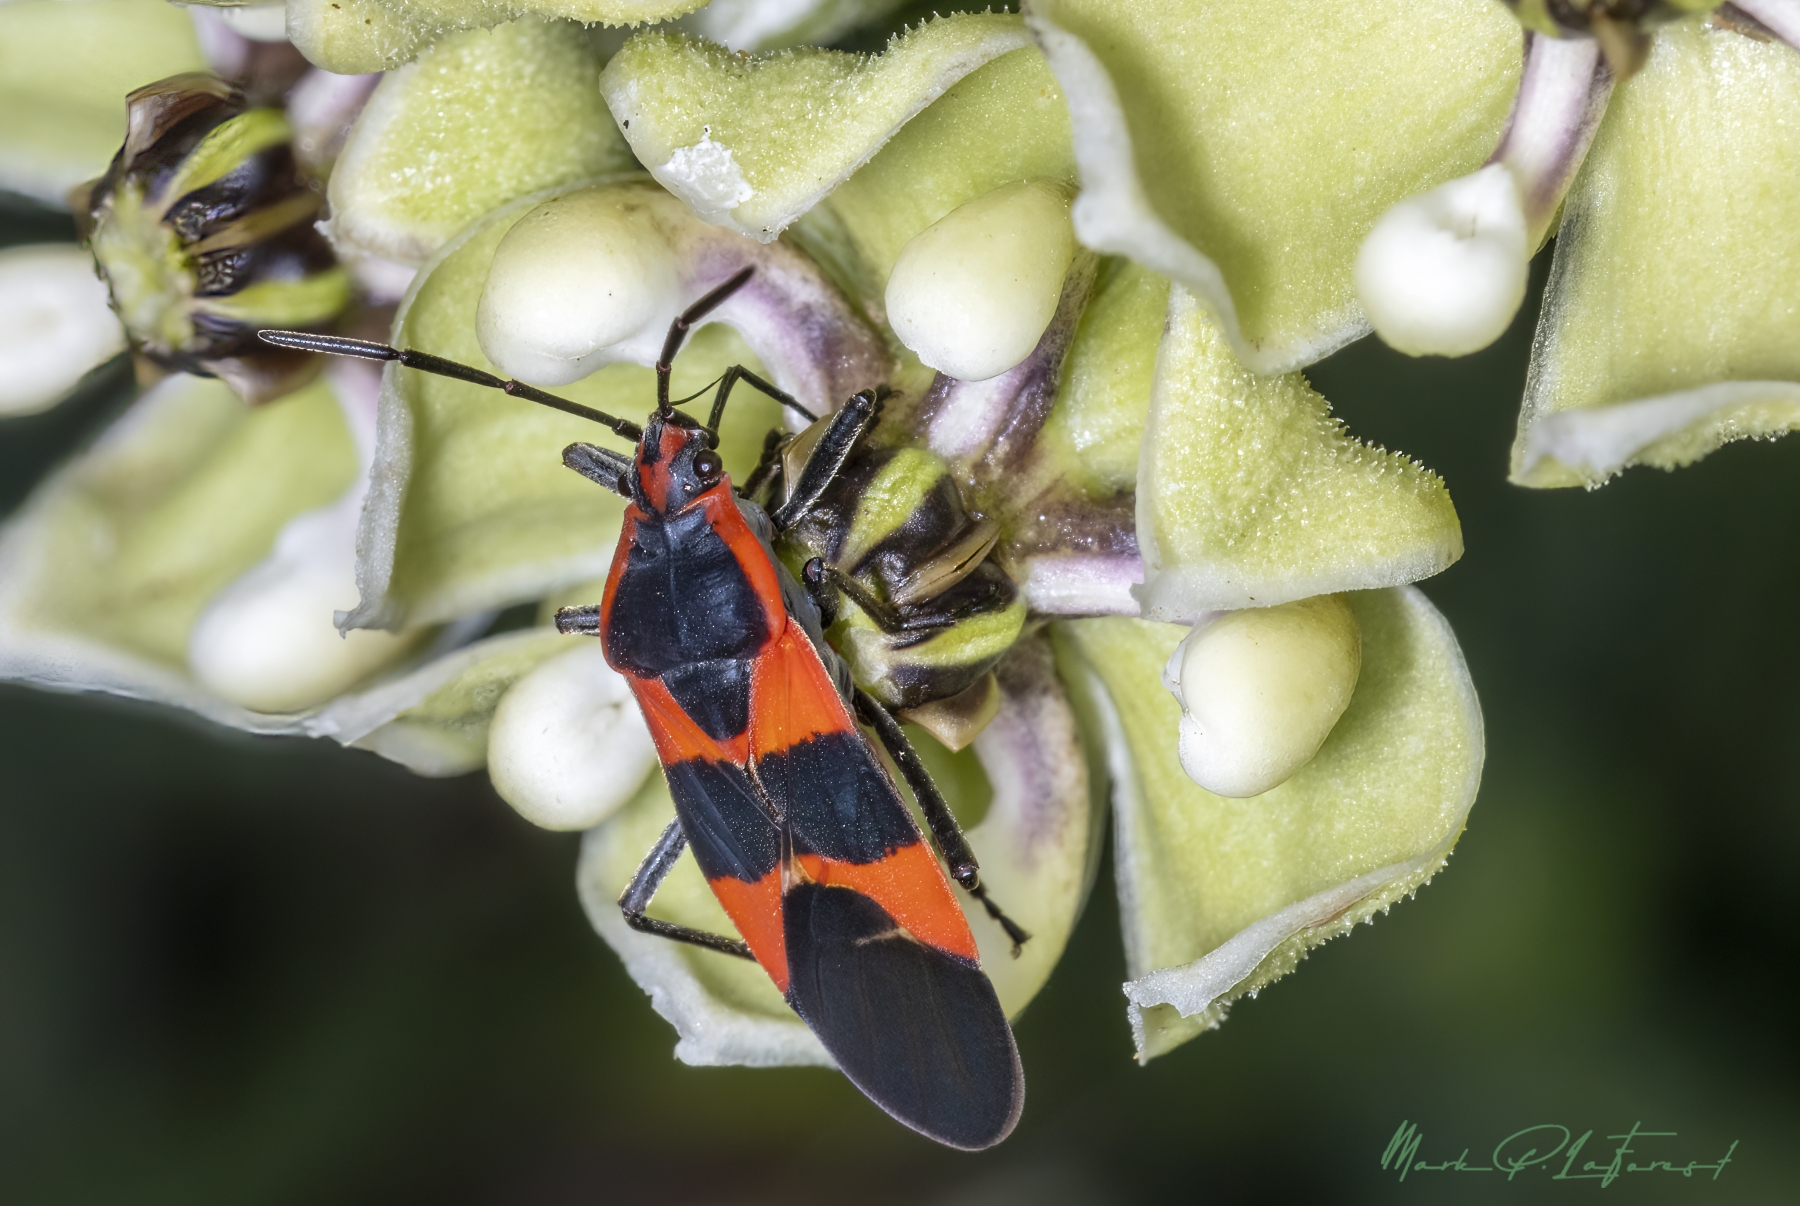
(0, 244), (127, 416)
(1168, 595), (1362, 799)
(476, 189), (683, 386)
(885, 180), (1076, 383)
(487, 641), (658, 831)
(1354, 163), (1528, 358)
(187, 495), (413, 713)
(657, 127), (756, 227)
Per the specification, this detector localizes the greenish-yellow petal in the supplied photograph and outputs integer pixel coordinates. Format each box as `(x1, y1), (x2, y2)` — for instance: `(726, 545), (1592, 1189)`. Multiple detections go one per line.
(600, 14), (1035, 242)
(1025, 0), (1519, 373)
(1032, 257), (1168, 499)
(352, 180), (785, 632)
(0, 0), (206, 205)
(1511, 20), (1800, 489)
(287, 0), (705, 74)
(0, 373), (350, 720)
(326, 17), (634, 266)
(1065, 587), (1482, 1062)
(0, 371), (593, 768)
(1136, 287), (1462, 621)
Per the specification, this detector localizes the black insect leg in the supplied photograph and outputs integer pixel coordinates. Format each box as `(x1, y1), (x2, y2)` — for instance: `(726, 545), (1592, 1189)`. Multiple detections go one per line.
(553, 605), (601, 635)
(770, 389), (884, 531)
(851, 690), (1032, 957)
(705, 364), (816, 432)
(619, 820), (757, 961)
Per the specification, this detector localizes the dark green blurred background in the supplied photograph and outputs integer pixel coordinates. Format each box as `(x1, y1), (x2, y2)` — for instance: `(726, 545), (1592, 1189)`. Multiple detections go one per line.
(4, 195), (1797, 1203)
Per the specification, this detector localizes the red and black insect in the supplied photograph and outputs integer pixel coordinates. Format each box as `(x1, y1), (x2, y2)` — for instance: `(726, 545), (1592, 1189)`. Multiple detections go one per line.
(261, 267), (1030, 1149)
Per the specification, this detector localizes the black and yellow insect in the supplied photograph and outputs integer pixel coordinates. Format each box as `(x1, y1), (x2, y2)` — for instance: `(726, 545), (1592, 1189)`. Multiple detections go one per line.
(75, 72), (350, 403)
(748, 398), (1028, 750)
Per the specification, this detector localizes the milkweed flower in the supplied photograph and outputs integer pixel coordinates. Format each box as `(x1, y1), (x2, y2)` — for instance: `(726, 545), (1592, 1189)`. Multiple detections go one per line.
(2, 0), (1486, 1075)
(292, 7), (1476, 1065)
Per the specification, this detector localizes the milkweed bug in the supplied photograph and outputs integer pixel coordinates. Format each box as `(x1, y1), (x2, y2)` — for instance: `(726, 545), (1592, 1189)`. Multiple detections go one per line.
(260, 266), (1032, 1149)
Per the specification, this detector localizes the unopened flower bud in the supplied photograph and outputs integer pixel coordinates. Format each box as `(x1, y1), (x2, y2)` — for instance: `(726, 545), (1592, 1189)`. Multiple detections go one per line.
(1353, 163), (1528, 358)
(476, 188), (683, 386)
(0, 244), (127, 416)
(885, 179), (1076, 382)
(487, 642), (658, 831)
(1163, 595), (1362, 798)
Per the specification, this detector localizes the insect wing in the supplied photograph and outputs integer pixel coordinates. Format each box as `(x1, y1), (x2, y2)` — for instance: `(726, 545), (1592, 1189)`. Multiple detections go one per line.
(748, 627), (1025, 1150)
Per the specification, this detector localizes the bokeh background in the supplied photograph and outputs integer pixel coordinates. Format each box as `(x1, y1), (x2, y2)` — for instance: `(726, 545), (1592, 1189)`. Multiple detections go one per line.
(4, 185), (1798, 1201)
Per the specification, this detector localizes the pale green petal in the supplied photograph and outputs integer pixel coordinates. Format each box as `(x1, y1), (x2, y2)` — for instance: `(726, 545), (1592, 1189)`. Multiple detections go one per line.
(1136, 287), (1462, 621)
(287, 0), (705, 74)
(677, 0), (909, 52)
(326, 17), (634, 266)
(0, 374), (357, 673)
(1026, 0), (1520, 373)
(0, 0), (206, 205)
(350, 179), (789, 632)
(0, 370), (578, 769)
(1511, 21), (1800, 488)
(1064, 587), (1483, 1062)
(575, 637), (1102, 1065)
(1032, 257), (1167, 499)
(600, 14), (1035, 242)
(333, 627), (569, 774)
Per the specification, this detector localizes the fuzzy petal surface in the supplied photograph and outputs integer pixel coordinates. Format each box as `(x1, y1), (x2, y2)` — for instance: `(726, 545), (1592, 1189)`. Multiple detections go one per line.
(288, 0), (706, 74)
(601, 14), (1035, 242)
(1511, 20), (1800, 488)
(1026, 0), (1519, 373)
(1135, 288), (1462, 621)
(1066, 587), (1482, 1062)
(326, 17), (634, 266)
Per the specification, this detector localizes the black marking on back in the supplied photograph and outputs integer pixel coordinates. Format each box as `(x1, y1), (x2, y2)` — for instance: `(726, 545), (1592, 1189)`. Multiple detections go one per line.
(783, 883), (1023, 1150)
(606, 506), (769, 676)
(663, 759), (778, 884)
(756, 732), (918, 864)
(662, 659), (751, 742)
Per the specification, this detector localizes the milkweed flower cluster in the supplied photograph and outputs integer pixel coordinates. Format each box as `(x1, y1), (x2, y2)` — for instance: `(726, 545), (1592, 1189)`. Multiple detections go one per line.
(4, 0), (1783, 1078)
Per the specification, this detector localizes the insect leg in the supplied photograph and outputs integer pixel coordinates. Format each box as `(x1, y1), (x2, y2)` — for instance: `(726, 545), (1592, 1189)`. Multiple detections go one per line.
(770, 389), (884, 531)
(851, 689), (1032, 957)
(619, 819), (757, 961)
(705, 364), (816, 431)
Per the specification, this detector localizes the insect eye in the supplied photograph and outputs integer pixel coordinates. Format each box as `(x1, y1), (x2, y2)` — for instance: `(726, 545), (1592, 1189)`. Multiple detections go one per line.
(692, 449), (723, 481)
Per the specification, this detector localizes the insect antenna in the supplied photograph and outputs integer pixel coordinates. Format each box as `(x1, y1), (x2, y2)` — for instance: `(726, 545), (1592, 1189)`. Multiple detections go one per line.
(257, 330), (643, 442)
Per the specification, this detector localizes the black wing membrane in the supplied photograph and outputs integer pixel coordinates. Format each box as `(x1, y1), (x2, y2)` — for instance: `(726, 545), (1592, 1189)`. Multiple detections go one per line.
(782, 882), (1024, 1150)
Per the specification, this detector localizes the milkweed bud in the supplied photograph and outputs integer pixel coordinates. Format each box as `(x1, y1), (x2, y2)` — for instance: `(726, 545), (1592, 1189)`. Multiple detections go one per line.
(78, 72), (352, 403)
(1164, 595), (1362, 799)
